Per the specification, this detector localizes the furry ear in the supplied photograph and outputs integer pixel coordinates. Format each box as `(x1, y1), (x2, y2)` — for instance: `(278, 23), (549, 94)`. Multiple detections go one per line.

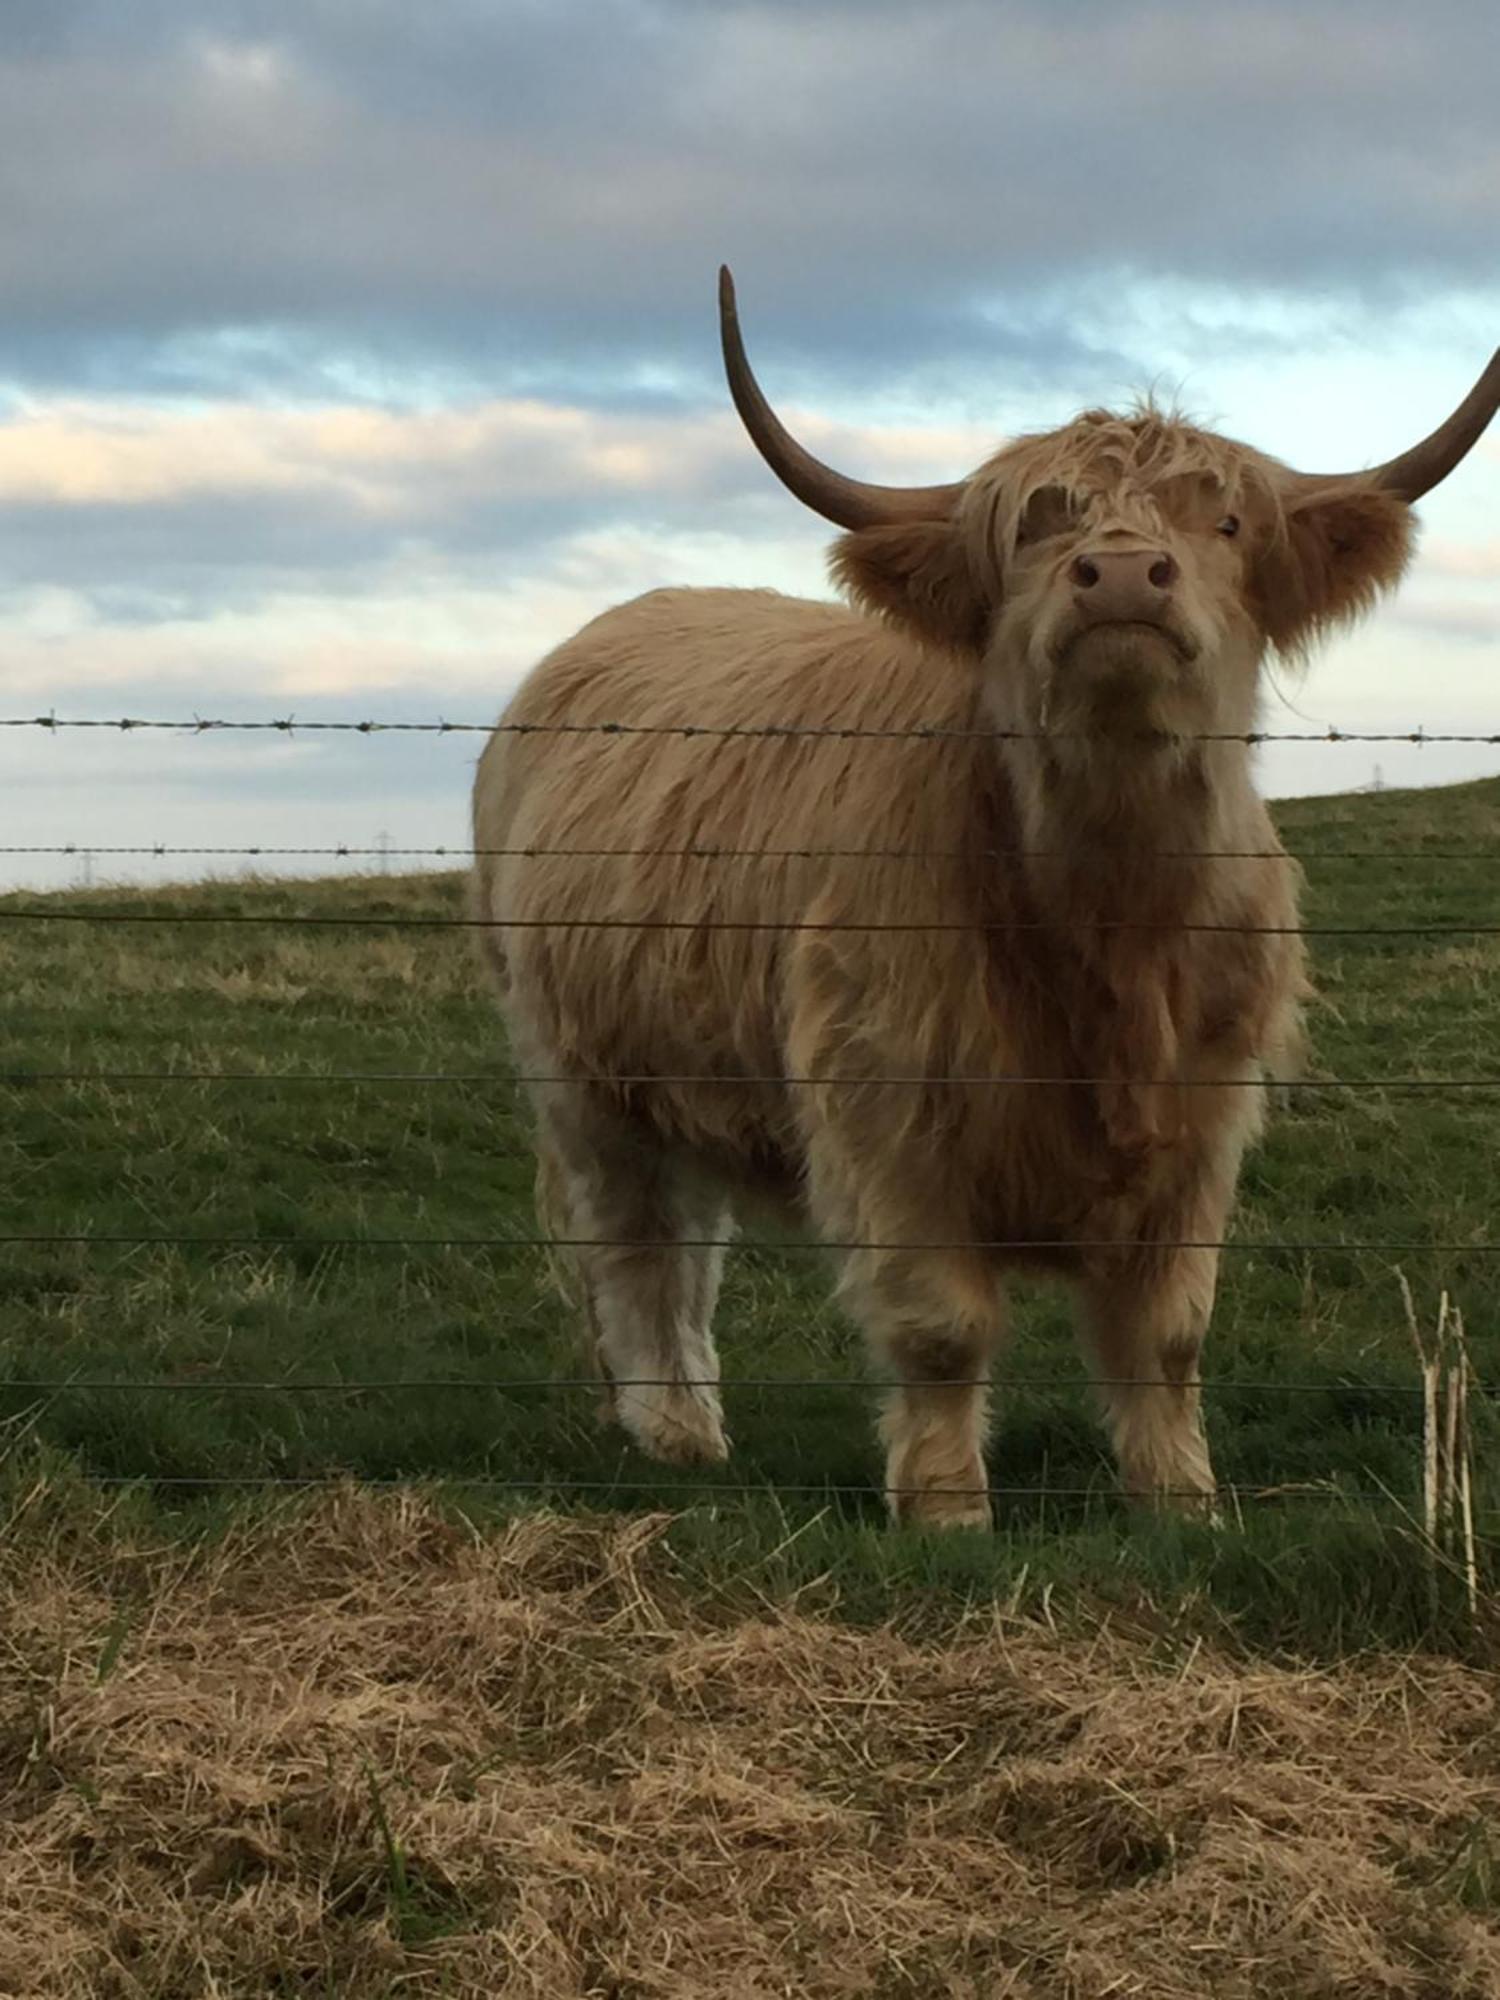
(1253, 485), (1414, 657)
(829, 519), (987, 654)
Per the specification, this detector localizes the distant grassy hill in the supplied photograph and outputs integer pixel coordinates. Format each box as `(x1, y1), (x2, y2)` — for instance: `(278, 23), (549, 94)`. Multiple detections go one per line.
(3, 775), (1499, 1655)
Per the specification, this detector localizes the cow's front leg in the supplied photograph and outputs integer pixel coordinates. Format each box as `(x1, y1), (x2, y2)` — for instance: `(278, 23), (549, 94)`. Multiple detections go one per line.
(1077, 1242), (1219, 1508)
(841, 1247), (1002, 1529)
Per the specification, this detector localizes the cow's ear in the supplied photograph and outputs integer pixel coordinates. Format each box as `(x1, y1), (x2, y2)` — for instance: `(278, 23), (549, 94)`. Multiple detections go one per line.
(1254, 485), (1414, 656)
(830, 519), (987, 654)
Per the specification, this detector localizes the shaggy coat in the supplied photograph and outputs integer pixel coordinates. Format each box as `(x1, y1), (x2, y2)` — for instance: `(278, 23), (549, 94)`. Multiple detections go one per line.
(474, 395), (1422, 1524)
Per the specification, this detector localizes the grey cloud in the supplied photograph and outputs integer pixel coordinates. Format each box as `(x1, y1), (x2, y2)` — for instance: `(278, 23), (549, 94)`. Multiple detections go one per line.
(0, 0), (1495, 403)
(0, 493), (453, 610)
(0, 502), (671, 629)
(0, 377), (1020, 616)
(0, 414), (794, 614)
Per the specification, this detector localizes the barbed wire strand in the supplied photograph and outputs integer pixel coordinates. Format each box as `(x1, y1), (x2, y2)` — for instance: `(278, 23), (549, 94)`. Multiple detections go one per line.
(0, 1373), (1479, 1399)
(5, 908), (1499, 937)
(6, 713), (1499, 744)
(7, 842), (1500, 864)
(5, 1067), (1500, 1091)
(52, 1473), (1478, 1509)
(5, 1230), (1498, 1253)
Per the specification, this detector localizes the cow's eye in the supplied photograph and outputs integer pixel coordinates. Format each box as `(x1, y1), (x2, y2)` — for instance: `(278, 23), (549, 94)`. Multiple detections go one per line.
(1217, 514), (1241, 538)
(1017, 484), (1072, 548)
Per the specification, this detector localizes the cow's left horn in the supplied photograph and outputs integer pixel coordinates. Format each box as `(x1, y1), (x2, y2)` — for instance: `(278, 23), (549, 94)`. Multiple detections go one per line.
(1304, 347), (1500, 502)
(719, 266), (963, 529)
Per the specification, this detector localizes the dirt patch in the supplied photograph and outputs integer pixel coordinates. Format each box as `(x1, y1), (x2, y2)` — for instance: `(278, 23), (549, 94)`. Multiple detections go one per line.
(2, 1485), (1498, 1998)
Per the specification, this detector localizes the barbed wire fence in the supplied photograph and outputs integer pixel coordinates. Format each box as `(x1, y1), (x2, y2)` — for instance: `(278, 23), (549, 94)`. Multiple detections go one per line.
(4, 710), (1500, 1522)
(7, 712), (1500, 740)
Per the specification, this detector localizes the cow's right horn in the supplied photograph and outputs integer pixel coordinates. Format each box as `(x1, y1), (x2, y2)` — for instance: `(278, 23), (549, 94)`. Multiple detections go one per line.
(719, 266), (963, 529)
(1298, 347), (1500, 503)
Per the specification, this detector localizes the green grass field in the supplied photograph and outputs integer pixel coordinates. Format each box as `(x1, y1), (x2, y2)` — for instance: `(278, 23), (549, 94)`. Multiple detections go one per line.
(4, 774), (1500, 1658)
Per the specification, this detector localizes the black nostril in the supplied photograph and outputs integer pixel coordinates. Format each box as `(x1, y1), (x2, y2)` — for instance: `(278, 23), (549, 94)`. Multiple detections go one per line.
(1148, 554), (1177, 590)
(1071, 556), (1101, 588)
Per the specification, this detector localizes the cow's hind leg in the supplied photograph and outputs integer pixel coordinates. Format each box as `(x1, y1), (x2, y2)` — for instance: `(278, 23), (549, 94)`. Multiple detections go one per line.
(841, 1248), (1001, 1529)
(537, 1101), (731, 1467)
(1077, 1243), (1219, 1508)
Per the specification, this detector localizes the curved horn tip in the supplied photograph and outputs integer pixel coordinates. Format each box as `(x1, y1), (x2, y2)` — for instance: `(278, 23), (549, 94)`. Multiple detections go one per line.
(1294, 343), (1500, 503)
(1378, 343), (1500, 503)
(713, 262), (965, 531)
(716, 268), (740, 334)
(716, 266), (740, 344)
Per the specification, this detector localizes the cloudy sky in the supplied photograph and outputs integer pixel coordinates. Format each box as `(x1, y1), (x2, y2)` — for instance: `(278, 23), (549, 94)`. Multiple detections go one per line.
(2, 0), (1497, 888)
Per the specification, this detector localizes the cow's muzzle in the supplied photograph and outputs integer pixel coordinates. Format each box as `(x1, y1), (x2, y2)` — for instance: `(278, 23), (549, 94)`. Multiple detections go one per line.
(1070, 546), (1178, 626)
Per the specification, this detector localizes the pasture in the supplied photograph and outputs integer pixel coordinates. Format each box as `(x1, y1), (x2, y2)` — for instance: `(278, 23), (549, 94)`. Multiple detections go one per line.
(3, 772), (1500, 1995)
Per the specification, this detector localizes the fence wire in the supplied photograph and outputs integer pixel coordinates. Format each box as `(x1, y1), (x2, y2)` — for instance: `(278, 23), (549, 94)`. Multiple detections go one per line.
(6, 1230), (1499, 1254)
(5, 1374), (1494, 1415)
(8, 711), (1500, 744)
(6, 842), (1500, 863)
(5, 1066), (1500, 1091)
(60, 1473), (1445, 1509)
(0, 1373), (1456, 1397)
(6, 907), (1499, 937)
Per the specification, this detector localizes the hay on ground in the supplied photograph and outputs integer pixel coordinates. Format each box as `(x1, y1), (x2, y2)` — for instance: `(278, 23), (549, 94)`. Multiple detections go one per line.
(3, 1485), (1498, 1998)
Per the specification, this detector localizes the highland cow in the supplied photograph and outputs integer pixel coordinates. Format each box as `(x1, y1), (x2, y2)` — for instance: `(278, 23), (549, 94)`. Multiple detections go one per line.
(472, 270), (1498, 1525)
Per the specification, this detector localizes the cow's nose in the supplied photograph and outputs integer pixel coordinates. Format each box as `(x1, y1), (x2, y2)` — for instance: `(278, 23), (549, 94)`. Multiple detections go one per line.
(1070, 549), (1177, 622)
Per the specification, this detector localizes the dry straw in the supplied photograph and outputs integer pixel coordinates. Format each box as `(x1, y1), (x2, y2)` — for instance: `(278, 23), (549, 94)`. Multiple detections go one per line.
(1400, 1272), (1482, 1620)
(4, 1482), (1500, 1998)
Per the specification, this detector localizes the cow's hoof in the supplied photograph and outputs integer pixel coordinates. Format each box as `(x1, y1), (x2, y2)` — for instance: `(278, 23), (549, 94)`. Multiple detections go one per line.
(1128, 1482), (1220, 1525)
(889, 1485), (993, 1531)
(616, 1384), (730, 1467)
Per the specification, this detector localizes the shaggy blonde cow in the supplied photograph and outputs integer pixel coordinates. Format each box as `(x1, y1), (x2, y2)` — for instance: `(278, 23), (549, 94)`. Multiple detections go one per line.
(474, 271), (1499, 1526)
